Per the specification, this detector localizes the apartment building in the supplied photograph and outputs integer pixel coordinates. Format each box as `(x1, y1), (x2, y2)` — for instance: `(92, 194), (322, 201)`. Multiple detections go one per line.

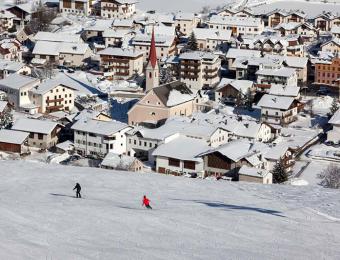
(179, 51), (220, 90)
(256, 66), (297, 86)
(72, 119), (131, 157)
(30, 80), (76, 113)
(97, 47), (144, 79)
(101, 0), (137, 19)
(266, 10), (306, 28)
(314, 57), (340, 88)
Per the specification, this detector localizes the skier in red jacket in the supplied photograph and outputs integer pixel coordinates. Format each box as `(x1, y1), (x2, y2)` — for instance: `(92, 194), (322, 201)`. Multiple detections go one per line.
(142, 195), (152, 209)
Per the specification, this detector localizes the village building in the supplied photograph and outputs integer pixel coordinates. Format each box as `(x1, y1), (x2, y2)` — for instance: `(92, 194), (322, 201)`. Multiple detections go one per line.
(103, 29), (133, 48)
(199, 140), (265, 179)
(0, 74), (40, 112)
(327, 109), (340, 145)
(207, 15), (264, 37)
(217, 7), (254, 18)
(179, 51), (220, 90)
(128, 81), (200, 126)
(192, 28), (232, 52)
(0, 39), (23, 62)
(29, 79), (76, 113)
(314, 57), (340, 92)
(214, 78), (254, 103)
(266, 10), (306, 28)
(101, 152), (144, 172)
(152, 135), (210, 176)
(32, 41), (92, 67)
(131, 33), (177, 62)
(59, 0), (91, 16)
(263, 143), (295, 173)
(274, 22), (318, 43)
(313, 12), (340, 32)
(100, 0), (137, 19)
(97, 47), (144, 80)
(0, 60), (31, 79)
(71, 119), (131, 157)
(225, 48), (261, 72)
(256, 67), (298, 86)
(0, 129), (29, 154)
(321, 38), (340, 56)
(238, 165), (272, 184)
(11, 118), (61, 149)
(174, 12), (200, 36)
(331, 26), (340, 38)
(257, 94), (299, 126)
(0, 10), (15, 33)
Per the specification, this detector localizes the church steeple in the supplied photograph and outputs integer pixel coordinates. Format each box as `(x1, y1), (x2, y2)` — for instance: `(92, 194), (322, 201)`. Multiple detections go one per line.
(145, 28), (159, 92)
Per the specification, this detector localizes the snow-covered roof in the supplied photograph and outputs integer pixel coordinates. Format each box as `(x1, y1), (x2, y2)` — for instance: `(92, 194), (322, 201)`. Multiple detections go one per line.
(0, 10), (15, 19)
(331, 26), (340, 34)
(226, 48), (261, 59)
(329, 109), (340, 125)
(12, 118), (59, 135)
(269, 85), (300, 97)
(175, 12), (195, 21)
(97, 47), (143, 58)
(0, 129), (29, 145)
(265, 54), (308, 69)
(0, 60), (25, 72)
(115, 0), (138, 4)
(56, 140), (74, 151)
(263, 143), (290, 160)
(179, 51), (217, 61)
(32, 41), (89, 56)
(132, 33), (175, 47)
(103, 29), (131, 38)
(0, 74), (39, 90)
(33, 32), (81, 43)
(193, 28), (231, 41)
(239, 165), (270, 178)
(216, 78), (253, 94)
(275, 22), (301, 31)
(256, 67), (296, 78)
(257, 94), (295, 110)
(71, 119), (129, 136)
(101, 152), (137, 169)
(199, 139), (253, 162)
(208, 15), (263, 27)
(152, 135), (209, 162)
(84, 19), (113, 32)
(112, 19), (134, 27)
(31, 79), (77, 95)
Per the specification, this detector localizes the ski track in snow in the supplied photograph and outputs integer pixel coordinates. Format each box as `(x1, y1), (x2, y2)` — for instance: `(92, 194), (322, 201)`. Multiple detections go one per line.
(0, 160), (339, 259)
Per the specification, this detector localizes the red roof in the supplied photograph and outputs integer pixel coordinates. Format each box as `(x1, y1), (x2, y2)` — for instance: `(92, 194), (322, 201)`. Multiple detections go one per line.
(148, 28), (157, 68)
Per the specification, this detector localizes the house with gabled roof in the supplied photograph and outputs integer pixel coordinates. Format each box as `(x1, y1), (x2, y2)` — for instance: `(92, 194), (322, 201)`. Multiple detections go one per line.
(100, 0), (137, 19)
(257, 94), (299, 126)
(11, 118), (62, 149)
(239, 165), (272, 184)
(321, 38), (340, 56)
(128, 81), (200, 126)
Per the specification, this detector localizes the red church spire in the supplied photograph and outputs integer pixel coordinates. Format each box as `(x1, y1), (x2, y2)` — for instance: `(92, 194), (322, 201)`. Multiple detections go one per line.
(148, 27), (157, 68)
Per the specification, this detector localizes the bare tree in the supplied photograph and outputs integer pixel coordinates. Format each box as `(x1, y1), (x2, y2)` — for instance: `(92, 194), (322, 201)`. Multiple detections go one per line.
(27, 1), (57, 33)
(318, 164), (340, 189)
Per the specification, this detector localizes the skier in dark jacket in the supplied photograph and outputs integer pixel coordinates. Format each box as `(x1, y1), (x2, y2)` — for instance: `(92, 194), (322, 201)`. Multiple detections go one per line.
(73, 183), (81, 198)
(142, 195), (152, 209)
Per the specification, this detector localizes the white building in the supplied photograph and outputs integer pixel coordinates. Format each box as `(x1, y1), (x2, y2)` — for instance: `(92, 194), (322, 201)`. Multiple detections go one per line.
(257, 94), (299, 126)
(101, 0), (137, 19)
(59, 0), (91, 15)
(0, 74), (40, 111)
(30, 80), (76, 113)
(174, 12), (200, 36)
(256, 67), (297, 86)
(193, 28), (232, 51)
(72, 119), (131, 157)
(207, 15), (264, 37)
(152, 135), (210, 176)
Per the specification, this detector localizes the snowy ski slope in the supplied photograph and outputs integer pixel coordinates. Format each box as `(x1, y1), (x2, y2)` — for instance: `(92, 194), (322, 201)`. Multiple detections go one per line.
(0, 160), (339, 259)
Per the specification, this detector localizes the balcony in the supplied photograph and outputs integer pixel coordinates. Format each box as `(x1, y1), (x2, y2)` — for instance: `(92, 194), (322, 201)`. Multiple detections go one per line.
(46, 98), (64, 103)
(181, 67), (200, 73)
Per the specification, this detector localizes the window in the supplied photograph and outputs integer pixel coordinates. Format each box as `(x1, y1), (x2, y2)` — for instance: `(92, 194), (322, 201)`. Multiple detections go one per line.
(168, 158), (180, 167)
(184, 161), (195, 170)
(89, 133), (96, 137)
(29, 133), (34, 138)
(110, 144), (113, 149)
(38, 133), (43, 140)
(134, 140), (136, 145)
(144, 142), (147, 146)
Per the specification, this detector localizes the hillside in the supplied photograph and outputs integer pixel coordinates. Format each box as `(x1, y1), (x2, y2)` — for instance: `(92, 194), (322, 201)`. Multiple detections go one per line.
(0, 160), (339, 259)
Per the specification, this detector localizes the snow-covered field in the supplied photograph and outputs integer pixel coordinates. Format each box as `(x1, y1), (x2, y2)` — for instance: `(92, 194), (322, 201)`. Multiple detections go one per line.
(0, 160), (339, 259)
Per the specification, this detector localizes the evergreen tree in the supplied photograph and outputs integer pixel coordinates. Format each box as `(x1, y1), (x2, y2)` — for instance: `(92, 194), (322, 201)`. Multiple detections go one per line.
(271, 159), (288, 184)
(330, 98), (339, 116)
(0, 108), (13, 129)
(245, 88), (253, 110)
(187, 32), (198, 51)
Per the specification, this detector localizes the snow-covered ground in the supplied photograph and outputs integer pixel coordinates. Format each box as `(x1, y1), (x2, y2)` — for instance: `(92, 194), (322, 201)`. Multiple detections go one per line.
(0, 160), (339, 259)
